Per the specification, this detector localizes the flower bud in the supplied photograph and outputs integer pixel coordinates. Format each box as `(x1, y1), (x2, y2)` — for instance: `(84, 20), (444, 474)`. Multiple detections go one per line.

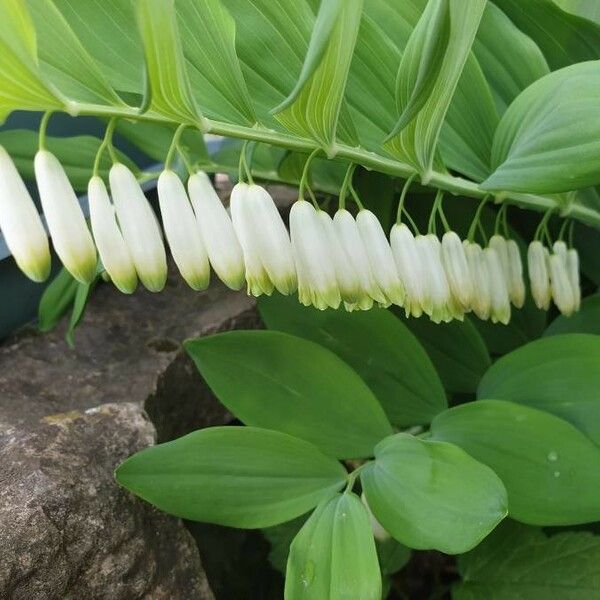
(247, 184), (297, 295)
(356, 209), (405, 306)
(484, 247), (511, 324)
(187, 171), (245, 290)
(334, 209), (386, 306)
(441, 230), (473, 309)
(290, 200), (340, 310)
(35, 150), (97, 283)
(527, 241), (551, 310)
(506, 239), (525, 308)
(109, 163), (167, 292)
(464, 241), (491, 320)
(318, 210), (365, 309)
(230, 183), (273, 296)
(88, 176), (137, 294)
(390, 223), (424, 318)
(549, 252), (576, 316)
(566, 248), (581, 311)
(0, 146), (50, 282)
(158, 170), (209, 291)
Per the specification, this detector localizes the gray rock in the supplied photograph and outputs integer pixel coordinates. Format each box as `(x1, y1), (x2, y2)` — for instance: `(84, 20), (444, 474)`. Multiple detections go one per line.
(0, 403), (214, 600)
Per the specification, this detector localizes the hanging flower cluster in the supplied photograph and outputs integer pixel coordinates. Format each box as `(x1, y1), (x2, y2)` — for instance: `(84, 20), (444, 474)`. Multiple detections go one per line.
(0, 141), (581, 323)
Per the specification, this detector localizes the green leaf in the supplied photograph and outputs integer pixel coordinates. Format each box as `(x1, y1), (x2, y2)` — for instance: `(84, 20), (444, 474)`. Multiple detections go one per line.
(0, 129), (137, 191)
(492, 0), (600, 70)
(387, 0), (449, 140)
(263, 515), (307, 574)
(185, 331), (392, 459)
(394, 310), (491, 394)
(385, 0), (487, 181)
(258, 296), (447, 427)
(27, 0), (125, 107)
(135, 0), (202, 125)
(454, 520), (600, 599)
(65, 278), (97, 348)
(285, 492), (381, 600)
(176, 0), (256, 125)
(361, 433), (507, 554)
(0, 0), (63, 122)
(473, 3), (549, 112)
(273, 0), (363, 155)
(38, 267), (78, 332)
(544, 294), (600, 336)
(376, 538), (411, 576)
(557, 0), (600, 23)
(115, 426), (347, 528)
(477, 334), (600, 444)
(483, 61), (600, 194)
(431, 399), (600, 525)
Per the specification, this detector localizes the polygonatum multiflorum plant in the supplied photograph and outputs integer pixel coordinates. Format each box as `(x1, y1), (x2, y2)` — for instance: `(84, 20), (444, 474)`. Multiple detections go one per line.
(1, 0), (600, 597)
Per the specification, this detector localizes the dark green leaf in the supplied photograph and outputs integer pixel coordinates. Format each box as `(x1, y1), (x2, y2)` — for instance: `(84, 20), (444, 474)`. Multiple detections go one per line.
(115, 426), (347, 528)
(431, 399), (600, 525)
(394, 310), (491, 394)
(285, 492), (381, 600)
(263, 515), (307, 574)
(258, 296), (447, 427)
(65, 278), (97, 348)
(478, 334), (600, 444)
(185, 330), (393, 459)
(454, 520), (600, 599)
(38, 267), (78, 332)
(544, 294), (600, 336)
(361, 433), (507, 554)
(376, 538), (411, 576)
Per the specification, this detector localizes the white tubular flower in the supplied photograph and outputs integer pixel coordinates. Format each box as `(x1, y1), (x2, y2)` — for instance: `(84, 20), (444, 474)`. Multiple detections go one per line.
(390, 223), (425, 318)
(88, 176), (137, 294)
(549, 252), (576, 316)
(489, 235), (510, 278)
(441, 231), (473, 309)
(356, 209), (405, 307)
(34, 150), (97, 284)
(566, 248), (581, 311)
(290, 200), (340, 310)
(158, 170), (209, 291)
(527, 241), (551, 310)
(109, 163), (167, 292)
(464, 241), (491, 320)
(334, 209), (387, 306)
(187, 171), (245, 291)
(318, 210), (365, 309)
(230, 182), (273, 297)
(0, 146), (50, 282)
(247, 184), (297, 295)
(552, 240), (568, 261)
(506, 239), (526, 308)
(484, 247), (511, 325)
(418, 234), (458, 323)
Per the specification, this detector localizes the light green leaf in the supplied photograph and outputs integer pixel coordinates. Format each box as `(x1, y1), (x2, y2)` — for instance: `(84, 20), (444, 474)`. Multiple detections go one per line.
(477, 334), (600, 444)
(258, 296), (447, 427)
(185, 331), (393, 459)
(136, 0), (202, 125)
(556, 0), (600, 23)
(454, 520), (600, 600)
(431, 399), (600, 525)
(474, 2), (549, 112)
(386, 0), (487, 181)
(387, 0), (449, 140)
(273, 0), (363, 155)
(27, 0), (125, 107)
(65, 278), (97, 348)
(483, 61), (600, 194)
(49, 0), (143, 95)
(492, 0), (600, 70)
(115, 426), (347, 528)
(176, 0), (256, 125)
(0, 0), (63, 122)
(285, 492), (381, 600)
(38, 267), (78, 332)
(0, 129), (137, 191)
(394, 310), (491, 394)
(361, 433), (507, 554)
(544, 294), (600, 336)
